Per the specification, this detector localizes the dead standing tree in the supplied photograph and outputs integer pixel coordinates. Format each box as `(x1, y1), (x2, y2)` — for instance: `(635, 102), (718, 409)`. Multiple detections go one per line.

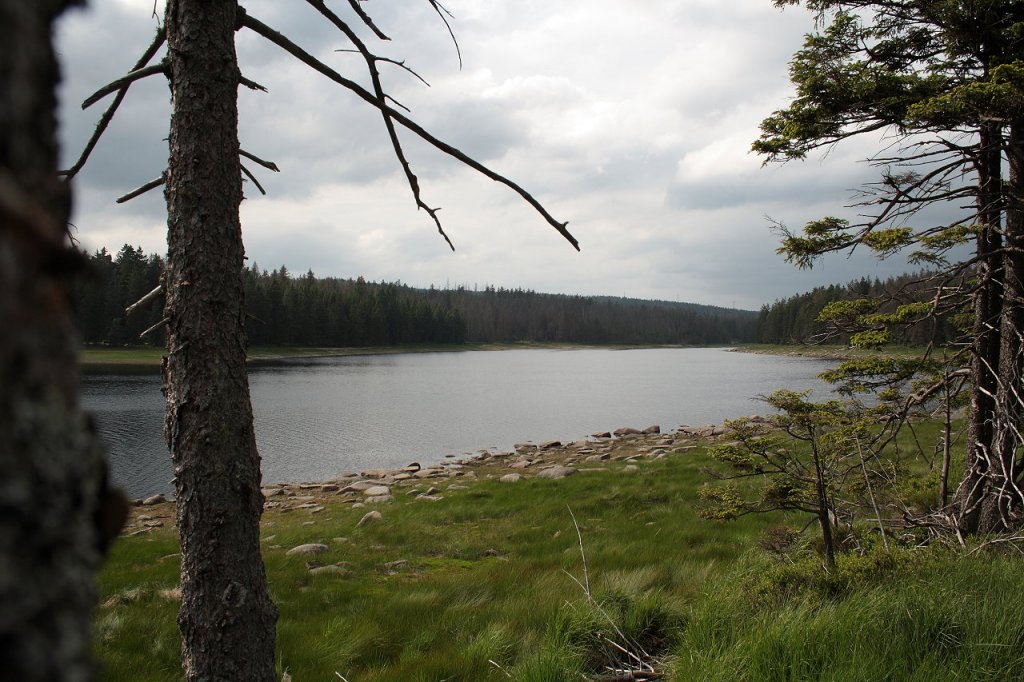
(64, 1), (577, 679)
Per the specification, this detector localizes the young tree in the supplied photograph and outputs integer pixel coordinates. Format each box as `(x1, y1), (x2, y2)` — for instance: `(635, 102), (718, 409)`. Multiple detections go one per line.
(755, 0), (1024, 534)
(699, 391), (874, 568)
(65, 2), (578, 679)
(0, 0), (124, 678)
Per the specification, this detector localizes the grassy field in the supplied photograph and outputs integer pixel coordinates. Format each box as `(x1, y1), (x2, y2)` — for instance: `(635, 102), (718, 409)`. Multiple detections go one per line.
(95, 426), (1024, 681)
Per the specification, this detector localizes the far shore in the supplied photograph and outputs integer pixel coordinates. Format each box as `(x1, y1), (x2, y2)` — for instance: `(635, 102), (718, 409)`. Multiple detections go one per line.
(79, 342), (730, 374)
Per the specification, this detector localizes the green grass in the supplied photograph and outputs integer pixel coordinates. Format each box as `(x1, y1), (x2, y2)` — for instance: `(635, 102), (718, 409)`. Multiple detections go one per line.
(95, 430), (1024, 681)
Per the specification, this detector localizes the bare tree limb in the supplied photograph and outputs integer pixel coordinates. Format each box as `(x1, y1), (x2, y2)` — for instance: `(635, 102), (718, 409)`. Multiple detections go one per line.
(126, 284), (164, 317)
(240, 149), (280, 173)
(345, 0), (390, 41)
(240, 76), (268, 92)
(61, 27), (166, 181)
(241, 164), (266, 195)
(427, 0), (461, 69)
(239, 10), (579, 251)
(115, 175), (166, 204)
(82, 62), (168, 110)
(139, 317), (170, 339)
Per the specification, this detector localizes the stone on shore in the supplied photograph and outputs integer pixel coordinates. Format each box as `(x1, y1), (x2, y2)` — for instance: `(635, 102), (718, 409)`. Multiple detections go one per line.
(613, 427), (641, 437)
(356, 511), (383, 527)
(141, 493), (167, 506)
(286, 543), (329, 557)
(500, 473), (523, 483)
(537, 465), (577, 480)
(363, 485), (391, 497)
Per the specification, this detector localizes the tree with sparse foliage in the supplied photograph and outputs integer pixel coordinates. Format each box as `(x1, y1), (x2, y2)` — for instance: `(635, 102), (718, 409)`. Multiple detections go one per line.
(757, 0), (1024, 535)
(65, 2), (578, 679)
(699, 390), (882, 569)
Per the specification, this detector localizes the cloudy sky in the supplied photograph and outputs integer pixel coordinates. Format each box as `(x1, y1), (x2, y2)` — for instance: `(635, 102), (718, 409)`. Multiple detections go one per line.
(55, 0), (922, 310)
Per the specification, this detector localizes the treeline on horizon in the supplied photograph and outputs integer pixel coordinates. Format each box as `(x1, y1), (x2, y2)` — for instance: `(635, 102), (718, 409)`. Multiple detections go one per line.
(72, 245), (758, 347)
(756, 270), (958, 345)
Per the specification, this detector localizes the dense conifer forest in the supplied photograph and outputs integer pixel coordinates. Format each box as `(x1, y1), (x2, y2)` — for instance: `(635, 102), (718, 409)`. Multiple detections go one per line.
(72, 245), (757, 347)
(755, 271), (958, 345)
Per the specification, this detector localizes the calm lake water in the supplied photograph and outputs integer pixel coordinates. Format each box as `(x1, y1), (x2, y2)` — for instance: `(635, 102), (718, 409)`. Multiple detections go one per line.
(81, 347), (836, 499)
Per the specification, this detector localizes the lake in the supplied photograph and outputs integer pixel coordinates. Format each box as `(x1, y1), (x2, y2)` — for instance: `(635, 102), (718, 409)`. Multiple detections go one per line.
(81, 347), (836, 499)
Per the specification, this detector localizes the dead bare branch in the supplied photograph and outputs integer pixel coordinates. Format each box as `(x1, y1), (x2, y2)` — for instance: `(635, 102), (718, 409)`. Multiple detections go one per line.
(115, 175), (166, 204)
(239, 10), (579, 251)
(82, 62), (168, 110)
(125, 284), (164, 317)
(139, 317), (169, 339)
(427, 0), (461, 69)
(240, 149), (280, 173)
(345, 0), (390, 41)
(240, 76), (268, 92)
(241, 164), (266, 195)
(61, 27), (166, 181)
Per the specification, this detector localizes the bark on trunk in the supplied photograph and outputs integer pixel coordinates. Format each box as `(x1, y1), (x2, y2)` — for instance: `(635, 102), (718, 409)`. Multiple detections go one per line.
(163, 1), (278, 679)
(956, 122), (1005, 533)
(982, 122), (1024, 531)
(0, 0), (111, 678)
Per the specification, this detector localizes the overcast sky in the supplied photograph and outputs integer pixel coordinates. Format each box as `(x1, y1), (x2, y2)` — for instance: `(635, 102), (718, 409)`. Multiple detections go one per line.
(55, 0), (924, 310)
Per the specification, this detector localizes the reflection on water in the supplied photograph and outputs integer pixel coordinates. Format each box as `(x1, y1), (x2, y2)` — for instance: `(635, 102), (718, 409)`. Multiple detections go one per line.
(82, 347), (836, 498)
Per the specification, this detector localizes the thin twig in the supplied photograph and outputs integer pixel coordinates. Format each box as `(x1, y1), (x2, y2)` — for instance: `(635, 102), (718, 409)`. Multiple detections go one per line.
(82, 63), (168, 109)
(240, 165), (266, 195)
(61, 27), (166, 180)
(345, 0), (390, 40)
(240, 76), (268, 92)
(139, 317), (169, 339)
(116, 175), (166, 204)
(240, 149), (280, 172)
(125, 284), (163, 317)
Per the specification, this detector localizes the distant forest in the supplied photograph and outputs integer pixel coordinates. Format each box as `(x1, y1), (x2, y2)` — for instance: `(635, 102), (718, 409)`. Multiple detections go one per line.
(756, 271), (958, 345)
(72, 245), (758, 347)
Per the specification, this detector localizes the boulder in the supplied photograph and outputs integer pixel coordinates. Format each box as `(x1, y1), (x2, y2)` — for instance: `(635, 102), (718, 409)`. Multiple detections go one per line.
(402, 462), (421, 473)
(309, 563), (351, 577)
(537, 465), (577, 480)
(642, 425), (661, 434)
(142, 493), (167, 506)
(356, 510), (383, 527)
(500, 473), (523, 483)
(285, 543), (329, 557)
(363, 485), (391, 497)
(591, 431), (612, 439)
(613, 427), (641, 437)
(538, 440), (562, 450)
(365, 494), (395, 505)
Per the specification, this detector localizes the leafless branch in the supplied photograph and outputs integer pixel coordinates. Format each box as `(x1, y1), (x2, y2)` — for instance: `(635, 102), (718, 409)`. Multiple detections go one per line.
(334, 49), (431, 87)
(239, 10), (579, 251)
(240, 76), (268, 92)
(240, 149), (280, 173)
(126, 284), (164, 317)
(241, 164), (266, 195)
(61, 27), (166, 181)
(115, 175), (166, 204)
(345, 0), (390, 40)
(139, 317), (170, 339)
(82, 62), (168, 109)
(427, 0), (461, 68)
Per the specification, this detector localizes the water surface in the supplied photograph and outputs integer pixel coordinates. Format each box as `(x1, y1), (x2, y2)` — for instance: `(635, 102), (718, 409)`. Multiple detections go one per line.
(81, 347), (835, 498)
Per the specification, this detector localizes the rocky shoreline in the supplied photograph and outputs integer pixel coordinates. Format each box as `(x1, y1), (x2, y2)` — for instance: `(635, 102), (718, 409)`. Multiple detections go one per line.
(123, 420), (751, 537)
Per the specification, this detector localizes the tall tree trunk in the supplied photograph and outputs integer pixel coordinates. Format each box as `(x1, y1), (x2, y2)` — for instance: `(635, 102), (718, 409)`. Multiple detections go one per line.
(163, 1), (277, 679)
(956, 122), (1004, 533)
(982, 121), (1024, 531)
(0, 0), (112, 678)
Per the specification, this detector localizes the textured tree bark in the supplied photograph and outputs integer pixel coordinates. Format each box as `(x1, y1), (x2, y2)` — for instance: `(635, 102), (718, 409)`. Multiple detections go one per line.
(956, 123), (1005, 534)
(982, 122), (1024, 532)
(163, 1), (278, 679)
(0, 0), (110, 678)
